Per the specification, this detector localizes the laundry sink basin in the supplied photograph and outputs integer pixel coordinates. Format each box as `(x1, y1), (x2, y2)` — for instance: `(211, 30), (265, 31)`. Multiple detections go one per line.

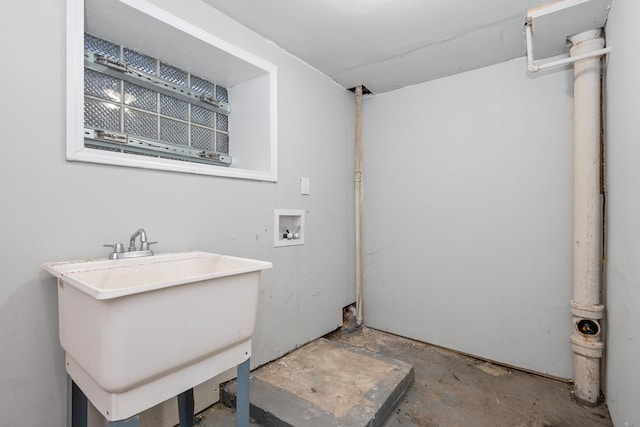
(43, 251), (272, 421)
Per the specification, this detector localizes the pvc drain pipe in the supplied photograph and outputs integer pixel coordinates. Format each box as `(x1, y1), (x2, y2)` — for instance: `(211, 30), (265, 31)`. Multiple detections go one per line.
(569, 28), (606, 406)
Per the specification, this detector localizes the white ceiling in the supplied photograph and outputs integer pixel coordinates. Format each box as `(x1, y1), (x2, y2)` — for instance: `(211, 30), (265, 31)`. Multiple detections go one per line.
(201, 0), (612, 93)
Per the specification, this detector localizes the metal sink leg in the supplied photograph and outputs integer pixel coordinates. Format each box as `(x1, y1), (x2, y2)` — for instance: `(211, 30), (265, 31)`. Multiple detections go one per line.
(71, 380), (88, 427)
(178, 388), (195, 427)
(236, 358), (250, 427)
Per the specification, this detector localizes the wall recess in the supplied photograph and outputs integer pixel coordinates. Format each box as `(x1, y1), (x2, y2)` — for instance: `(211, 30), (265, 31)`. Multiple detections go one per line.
(274, 209), (305, 247)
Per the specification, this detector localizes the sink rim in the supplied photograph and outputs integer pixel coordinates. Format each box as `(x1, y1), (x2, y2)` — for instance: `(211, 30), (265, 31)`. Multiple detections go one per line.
(43, 251), (272, 300)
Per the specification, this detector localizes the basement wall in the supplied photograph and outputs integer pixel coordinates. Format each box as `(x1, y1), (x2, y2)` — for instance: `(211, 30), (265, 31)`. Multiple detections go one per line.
(0, 1), (355, 426)
(361, 57), (574, 378)
(603, 1), (640, 425)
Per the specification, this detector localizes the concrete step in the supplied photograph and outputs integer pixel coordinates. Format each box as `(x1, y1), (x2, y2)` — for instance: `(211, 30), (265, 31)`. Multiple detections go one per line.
(222, 338), (414, 427)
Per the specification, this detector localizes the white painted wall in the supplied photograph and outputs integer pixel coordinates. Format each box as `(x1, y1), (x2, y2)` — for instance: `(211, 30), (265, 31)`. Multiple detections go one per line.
(361, 57), (575, 378)
(0, 1), (355, 426)
(604, 2), (640, 425)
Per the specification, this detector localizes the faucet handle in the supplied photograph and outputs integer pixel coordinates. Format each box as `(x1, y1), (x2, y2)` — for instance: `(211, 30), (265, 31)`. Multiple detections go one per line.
(103, 243), (125, 259)
(103, 243), (125, 252)
(141, 241), (158, 251)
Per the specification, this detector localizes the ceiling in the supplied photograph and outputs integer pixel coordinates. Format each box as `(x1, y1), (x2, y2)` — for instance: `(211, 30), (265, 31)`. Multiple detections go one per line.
(201, 0), (612, 94)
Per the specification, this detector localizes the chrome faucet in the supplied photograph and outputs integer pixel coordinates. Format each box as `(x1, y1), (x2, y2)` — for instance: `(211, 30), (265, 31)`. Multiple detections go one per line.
(129, 228), (148, 251)
(104, 228), (157, 259)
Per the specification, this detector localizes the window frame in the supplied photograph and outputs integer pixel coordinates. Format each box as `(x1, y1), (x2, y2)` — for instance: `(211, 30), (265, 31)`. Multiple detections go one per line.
(67, 0), (278, 181)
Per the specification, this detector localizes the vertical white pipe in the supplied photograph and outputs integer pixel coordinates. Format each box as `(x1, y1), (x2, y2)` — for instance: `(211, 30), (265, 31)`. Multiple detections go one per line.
(569, 29), (605, 406)
(525, 23), (539, 72)
(355, 86), (364, 326)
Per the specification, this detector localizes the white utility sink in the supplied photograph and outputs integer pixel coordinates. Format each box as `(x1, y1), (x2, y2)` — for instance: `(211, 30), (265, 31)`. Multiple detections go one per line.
(43, 251), (272, 421)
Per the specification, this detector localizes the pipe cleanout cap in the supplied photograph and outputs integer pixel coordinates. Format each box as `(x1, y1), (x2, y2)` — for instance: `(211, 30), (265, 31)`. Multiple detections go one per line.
(576, 319), (600, 337)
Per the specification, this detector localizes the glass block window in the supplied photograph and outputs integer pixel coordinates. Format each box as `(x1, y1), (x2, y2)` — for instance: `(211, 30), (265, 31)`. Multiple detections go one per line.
(83, 32), (231, 162)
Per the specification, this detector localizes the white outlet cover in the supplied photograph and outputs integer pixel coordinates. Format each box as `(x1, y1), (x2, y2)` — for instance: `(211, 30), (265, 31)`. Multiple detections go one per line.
(301, 177), (310, 195)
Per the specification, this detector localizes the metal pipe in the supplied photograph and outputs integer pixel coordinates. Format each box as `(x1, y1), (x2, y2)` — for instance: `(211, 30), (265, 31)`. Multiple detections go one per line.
(569, 28), (606, 406)
(355, 85), (364, 326)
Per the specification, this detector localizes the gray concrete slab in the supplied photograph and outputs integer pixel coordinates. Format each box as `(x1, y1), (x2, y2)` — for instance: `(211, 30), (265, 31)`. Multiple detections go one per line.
(198, 327), (613, 427)
(221, 338), (414, 427)
(329, 327), (612, 427)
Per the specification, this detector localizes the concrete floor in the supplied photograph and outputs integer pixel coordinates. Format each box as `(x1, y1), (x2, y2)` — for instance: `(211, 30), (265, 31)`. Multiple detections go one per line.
(221, 338), (413, 426)
(198, 327), (612, 427)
